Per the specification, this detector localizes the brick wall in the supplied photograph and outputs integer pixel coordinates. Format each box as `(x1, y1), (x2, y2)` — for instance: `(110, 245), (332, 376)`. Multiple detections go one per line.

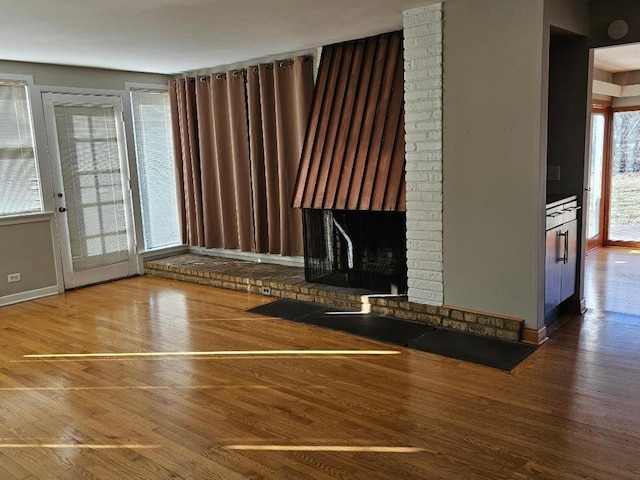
(403, 4), (444, 306)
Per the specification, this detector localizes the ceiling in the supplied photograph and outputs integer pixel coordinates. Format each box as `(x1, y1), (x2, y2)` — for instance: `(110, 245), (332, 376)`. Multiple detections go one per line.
(0, 0), (427, 75)
(594, 42), (640, 73)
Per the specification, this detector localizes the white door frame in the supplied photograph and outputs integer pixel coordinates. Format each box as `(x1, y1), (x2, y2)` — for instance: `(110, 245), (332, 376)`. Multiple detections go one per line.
(39, 89), (140, 289)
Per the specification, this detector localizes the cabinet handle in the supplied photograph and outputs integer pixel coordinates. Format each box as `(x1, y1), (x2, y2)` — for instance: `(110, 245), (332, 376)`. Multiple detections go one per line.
(547, 212), (562, 218)
(562, 206), (582, 212)
(558, 231), (568, 263)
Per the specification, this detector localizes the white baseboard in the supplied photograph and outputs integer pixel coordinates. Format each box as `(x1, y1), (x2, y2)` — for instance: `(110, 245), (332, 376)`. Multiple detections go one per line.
(0, 285), (59, 307)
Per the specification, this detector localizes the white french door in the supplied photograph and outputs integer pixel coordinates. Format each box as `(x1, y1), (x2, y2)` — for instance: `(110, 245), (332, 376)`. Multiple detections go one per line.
(43, 93), (138, 289)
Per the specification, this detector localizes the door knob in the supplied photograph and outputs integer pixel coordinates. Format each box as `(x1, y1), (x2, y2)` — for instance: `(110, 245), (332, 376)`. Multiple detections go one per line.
(58, 207), (67, 212)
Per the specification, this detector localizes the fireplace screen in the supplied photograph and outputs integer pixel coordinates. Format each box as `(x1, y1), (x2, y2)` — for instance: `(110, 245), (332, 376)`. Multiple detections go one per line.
(302, 209), (407, 293)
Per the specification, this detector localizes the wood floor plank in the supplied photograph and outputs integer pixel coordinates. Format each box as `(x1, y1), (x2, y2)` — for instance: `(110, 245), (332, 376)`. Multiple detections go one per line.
(0, 265), (639, 479)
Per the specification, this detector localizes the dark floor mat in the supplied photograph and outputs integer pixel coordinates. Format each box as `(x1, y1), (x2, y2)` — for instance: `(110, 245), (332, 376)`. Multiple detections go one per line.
(407, 328), (537, 371)
(249, 299), (537, 371)
(250, 298), (333, 321)
(249, 299), (434, 346)
(295, 312), (435, 346)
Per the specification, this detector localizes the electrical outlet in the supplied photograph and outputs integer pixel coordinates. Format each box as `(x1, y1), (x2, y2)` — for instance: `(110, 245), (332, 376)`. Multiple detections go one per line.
(7, 273), (21, 283)
(261, 286), (271, 296)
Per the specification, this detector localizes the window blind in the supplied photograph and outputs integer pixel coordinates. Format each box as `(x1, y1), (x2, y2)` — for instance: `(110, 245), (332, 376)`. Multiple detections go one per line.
(131, 89), (181, 250)
(53, 103), (129, 271)
(0, 81), (41, 216)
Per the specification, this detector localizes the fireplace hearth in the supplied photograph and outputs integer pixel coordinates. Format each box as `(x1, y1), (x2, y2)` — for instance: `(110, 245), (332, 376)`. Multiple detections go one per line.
(302, 209), (407, 293)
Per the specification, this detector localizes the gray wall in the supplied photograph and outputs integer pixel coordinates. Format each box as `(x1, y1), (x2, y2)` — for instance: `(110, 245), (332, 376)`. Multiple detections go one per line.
(0, 220), (57, 298)
(443, 0), (546, 328)
(0, 60), (168, 90)
(613, 70), (640, 85)
(546, 0), (589, 35)
(0, 61), (169, 304)
(613, 96), (640, 108)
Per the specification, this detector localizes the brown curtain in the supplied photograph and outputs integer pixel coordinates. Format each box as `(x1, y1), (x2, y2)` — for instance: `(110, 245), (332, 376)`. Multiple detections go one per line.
(195, 77), (223, 248)
(169, 56), (313, 256)
(247, 57), (314, 255)
(170, 78), (204, 246)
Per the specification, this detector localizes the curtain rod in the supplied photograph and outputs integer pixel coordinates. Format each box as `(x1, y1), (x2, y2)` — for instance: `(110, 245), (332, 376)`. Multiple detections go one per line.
(181, 55), (312, 81)
(251, 55), (312, 73)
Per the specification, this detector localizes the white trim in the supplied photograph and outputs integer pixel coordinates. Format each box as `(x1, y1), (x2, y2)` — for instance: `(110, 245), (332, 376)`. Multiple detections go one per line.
(0, 286), (58, 308)
(0, 73), (34, 85)
(190, 247), (304, 268)
(33, 85), (125, 97)
(0, 212), (53, 227)
(592, 80), (640, 99)
(122, 85), (144, 259)
(593, 79), (622, 97)
(621, 84), (640, 97)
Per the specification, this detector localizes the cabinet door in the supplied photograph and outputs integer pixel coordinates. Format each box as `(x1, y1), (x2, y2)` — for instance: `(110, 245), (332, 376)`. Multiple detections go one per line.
(560, 220), (578, 302)
(545, 228), (562, 317)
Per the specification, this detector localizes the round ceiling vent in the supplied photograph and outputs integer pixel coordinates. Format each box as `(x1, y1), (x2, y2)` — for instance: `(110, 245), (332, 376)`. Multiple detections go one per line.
(607, 20), (629, 40)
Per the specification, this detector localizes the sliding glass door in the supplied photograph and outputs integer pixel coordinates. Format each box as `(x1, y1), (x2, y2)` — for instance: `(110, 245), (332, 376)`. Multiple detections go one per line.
(608, 107), (640, 246)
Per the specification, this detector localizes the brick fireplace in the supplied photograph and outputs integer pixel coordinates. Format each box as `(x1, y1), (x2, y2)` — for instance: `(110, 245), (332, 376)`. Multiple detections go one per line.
(147, 3), (525, 343)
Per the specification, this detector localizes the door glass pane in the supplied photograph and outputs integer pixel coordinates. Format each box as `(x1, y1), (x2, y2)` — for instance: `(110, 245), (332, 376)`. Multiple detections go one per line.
(587, 113), (605, 239)
(54, 104), (129, 271)
(610, 110), (640, 242)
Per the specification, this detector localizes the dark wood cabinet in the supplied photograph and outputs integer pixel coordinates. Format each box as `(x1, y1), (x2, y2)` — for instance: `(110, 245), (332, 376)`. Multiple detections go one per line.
(545, 196), (579, 323)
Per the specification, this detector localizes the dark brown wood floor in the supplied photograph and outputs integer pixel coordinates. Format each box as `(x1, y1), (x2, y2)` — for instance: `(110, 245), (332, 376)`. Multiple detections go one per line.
(0, 257), (638, 479)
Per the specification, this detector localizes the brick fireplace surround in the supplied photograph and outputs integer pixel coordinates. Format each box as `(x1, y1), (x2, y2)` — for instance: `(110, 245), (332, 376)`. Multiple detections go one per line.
(145, 254), (523, 342)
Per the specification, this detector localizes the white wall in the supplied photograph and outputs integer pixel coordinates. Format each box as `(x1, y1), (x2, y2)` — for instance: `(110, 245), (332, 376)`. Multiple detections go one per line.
(442, 0), (546, 329)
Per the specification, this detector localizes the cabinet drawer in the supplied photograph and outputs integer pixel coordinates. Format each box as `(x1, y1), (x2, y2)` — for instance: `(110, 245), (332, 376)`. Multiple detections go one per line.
(561, 200), (580, 223)
(546, 205), (564, 230)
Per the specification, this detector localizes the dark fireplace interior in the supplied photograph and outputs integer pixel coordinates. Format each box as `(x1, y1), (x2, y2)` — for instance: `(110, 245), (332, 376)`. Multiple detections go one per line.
(302, 209), (407, 293)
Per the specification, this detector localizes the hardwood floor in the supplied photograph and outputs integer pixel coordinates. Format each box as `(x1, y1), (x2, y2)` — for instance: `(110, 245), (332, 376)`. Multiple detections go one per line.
(0, 274), (639, 479)
(584, 246), (640, 315)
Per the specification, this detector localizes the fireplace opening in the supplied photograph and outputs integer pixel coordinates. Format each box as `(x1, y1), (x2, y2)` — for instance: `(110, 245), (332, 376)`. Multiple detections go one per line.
(302, 209), (407, 293)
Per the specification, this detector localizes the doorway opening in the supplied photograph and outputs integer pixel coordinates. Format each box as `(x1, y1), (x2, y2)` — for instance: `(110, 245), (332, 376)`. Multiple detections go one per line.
(588, 44), (640, 251)
(585, 43), (640, 319)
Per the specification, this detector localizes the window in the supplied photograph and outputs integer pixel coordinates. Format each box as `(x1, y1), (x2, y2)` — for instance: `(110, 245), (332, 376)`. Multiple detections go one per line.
(130, 88), (182, 250)
(0, 79), (41, 217)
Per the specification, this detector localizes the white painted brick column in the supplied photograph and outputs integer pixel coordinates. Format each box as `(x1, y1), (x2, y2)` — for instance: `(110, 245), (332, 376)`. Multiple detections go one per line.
(403, 3), (443, 305)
